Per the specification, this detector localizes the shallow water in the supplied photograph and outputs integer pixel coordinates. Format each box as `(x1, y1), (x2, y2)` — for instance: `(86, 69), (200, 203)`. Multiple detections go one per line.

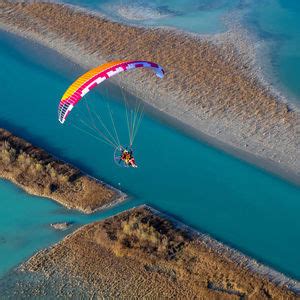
(61, 0), (238, 33)
(59, 0), (300, 103)
(0, 178), (133, 277)
(0, 180), (77, 277)
(1, 30), (300, 281)
(246, 0), (300, 102)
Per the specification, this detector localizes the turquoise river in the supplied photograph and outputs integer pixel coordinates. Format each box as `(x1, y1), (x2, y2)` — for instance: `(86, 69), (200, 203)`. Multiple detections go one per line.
(1, 0), (300, 282)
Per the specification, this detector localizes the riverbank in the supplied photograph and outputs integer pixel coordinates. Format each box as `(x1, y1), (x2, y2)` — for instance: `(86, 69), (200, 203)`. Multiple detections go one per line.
(1, 1), (299, 185)
(0, 128), (125, 213)
(1, 205), (298, 298)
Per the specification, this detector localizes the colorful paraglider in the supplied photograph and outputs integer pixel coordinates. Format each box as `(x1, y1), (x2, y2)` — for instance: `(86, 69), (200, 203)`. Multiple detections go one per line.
(58, 60), (164, 168)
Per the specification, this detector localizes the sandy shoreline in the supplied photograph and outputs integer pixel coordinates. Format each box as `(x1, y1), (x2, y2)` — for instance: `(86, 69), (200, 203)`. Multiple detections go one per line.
(1, 205), (298, 298)
(1, 1), (299, 185)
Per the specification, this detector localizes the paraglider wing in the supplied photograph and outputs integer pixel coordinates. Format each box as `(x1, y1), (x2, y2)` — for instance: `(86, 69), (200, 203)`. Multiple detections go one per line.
(58, 60), (164, 124)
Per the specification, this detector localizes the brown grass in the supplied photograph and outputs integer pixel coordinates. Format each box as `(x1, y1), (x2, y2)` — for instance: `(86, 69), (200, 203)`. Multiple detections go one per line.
(14, 206), (298, 299)
(103, 210), (189, 261)
(0, 128), (121, 212)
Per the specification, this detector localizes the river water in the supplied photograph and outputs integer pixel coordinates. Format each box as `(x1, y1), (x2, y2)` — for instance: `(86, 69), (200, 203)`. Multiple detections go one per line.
(1, 0), (300, 282)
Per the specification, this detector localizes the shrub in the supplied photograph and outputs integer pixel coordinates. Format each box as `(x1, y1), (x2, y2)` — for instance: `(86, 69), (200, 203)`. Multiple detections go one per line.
(1, 149), (11, 165)
(46, 164), (57, 179)
(0, 141), (17, 164)
(35, 163), (43, 172)
(58, 174), (69, 183)
(111, 214), (187, 261)
(9, 147), (17, 162)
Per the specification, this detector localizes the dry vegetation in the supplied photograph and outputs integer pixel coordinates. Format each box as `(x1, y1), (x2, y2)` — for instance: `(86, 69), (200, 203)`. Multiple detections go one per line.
(8, 206), (298, 299)
(0, 128), (121, 212)
(103, 208), (190, 261)
(1, 0), (299, 180)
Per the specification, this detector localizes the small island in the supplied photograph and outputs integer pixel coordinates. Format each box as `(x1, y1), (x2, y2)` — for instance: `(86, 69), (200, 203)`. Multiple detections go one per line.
(1, 206), (298, 298)
(50, 222), (73, 231)
(0, 128), (125, 213)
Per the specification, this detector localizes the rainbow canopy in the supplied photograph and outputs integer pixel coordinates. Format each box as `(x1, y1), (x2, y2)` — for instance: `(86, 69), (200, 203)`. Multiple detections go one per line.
(58, 60), (164, 123)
